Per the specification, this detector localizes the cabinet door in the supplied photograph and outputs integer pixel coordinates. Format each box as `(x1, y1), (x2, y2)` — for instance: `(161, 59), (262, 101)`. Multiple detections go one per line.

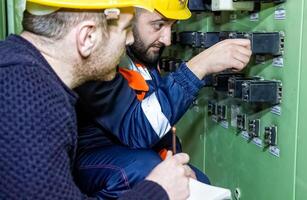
(0, 0), (7, 40)
(7, 0), (23, 35)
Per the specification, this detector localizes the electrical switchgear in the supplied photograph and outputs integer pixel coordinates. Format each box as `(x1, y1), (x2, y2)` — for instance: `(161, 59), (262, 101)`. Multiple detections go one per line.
(166, 1), (307, 200)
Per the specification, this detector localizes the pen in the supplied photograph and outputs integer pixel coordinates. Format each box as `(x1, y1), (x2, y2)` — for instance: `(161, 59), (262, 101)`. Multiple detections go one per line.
(172, 127), (176, 154)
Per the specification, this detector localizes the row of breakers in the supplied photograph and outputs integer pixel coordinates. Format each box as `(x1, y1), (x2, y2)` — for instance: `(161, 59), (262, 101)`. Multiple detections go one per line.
(175, 31), (285, 56)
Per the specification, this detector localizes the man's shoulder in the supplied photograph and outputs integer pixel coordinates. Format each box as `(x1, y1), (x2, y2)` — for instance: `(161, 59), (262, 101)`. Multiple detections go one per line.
(0, 35), (41, 69)
(0, 60), (65, 105)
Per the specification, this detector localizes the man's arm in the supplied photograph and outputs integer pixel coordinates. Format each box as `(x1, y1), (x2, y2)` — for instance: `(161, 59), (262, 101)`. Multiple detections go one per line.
(76, 67), (199, 149)
(76, 39), (251, 149)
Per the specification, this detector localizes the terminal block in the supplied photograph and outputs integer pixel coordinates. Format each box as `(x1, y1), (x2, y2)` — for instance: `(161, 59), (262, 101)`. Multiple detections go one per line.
(242, 80), (282, 105)
(178, 31), (204, 48)
(228, 32), (250, 39)
(179, 31), (285, 56)
(208, 101), (217, 116)
(248, 119), (260, 138)
(178, 31), (220, 48)
(237, 114), (247, 131)
(213, 73), (244, 92)
(228, 77), (261, 98)
(228, 32), (285, 56)
(264, 126), (277, 146)
(251, 32), (284, 56)
(217, 105), (227, 121)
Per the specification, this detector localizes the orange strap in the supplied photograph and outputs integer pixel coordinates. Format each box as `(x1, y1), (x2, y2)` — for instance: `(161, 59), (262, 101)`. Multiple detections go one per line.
(119, 68), (149, 101)
(159, 148), (168, 160)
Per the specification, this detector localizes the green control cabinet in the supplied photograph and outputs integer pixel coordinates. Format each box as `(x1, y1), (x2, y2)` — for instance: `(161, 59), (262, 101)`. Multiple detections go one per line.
(2, 0), (307, 199)
(171, 1), (307, 200)
(0, 0), (24, 40)
(0, 0), (7, 40)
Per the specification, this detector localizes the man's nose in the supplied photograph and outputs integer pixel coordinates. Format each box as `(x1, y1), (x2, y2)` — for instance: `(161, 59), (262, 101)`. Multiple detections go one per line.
(159, 27), (172, 47)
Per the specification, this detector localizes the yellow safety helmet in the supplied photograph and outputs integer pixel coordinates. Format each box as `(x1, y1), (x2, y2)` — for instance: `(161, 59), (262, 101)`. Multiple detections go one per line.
(26, 0), (154, 15)
(153, 0), (191, 20)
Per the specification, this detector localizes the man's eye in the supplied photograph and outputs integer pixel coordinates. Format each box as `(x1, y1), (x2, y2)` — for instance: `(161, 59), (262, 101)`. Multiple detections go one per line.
(152, 23), (164, 30)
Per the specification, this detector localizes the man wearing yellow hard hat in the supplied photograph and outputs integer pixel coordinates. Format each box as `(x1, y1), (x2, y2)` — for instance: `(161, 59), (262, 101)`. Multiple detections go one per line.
(75, 0), (252, 199)
(0, 0), (195, 199)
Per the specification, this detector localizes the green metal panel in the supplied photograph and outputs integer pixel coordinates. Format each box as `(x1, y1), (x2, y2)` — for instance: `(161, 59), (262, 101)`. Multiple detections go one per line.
(171, 1), (307, 200)
(0, 0), (6, 40)
(295, 0), (307, 199)
(174, 14), (213, 170)
(6, 0), (23, 35)
(0, 0), (23, 39)
(176, 89), (211, 170)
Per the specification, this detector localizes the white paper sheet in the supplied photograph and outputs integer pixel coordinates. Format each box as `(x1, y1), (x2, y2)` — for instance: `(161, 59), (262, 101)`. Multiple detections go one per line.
(188, 178), (232, 200)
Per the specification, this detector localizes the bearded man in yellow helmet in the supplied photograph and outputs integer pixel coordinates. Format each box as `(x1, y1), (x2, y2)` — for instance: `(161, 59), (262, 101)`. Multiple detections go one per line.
(74, 0), (252, 199)
(0, 0), (196, 199)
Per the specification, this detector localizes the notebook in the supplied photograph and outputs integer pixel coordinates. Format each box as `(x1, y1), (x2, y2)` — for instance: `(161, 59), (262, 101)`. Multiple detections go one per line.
(188, 178), (232, 200)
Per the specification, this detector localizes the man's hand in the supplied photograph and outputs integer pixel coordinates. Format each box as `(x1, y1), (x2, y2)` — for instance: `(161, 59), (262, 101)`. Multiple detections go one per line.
(187, 39), (252, 80)
(146, 151), (193, 200)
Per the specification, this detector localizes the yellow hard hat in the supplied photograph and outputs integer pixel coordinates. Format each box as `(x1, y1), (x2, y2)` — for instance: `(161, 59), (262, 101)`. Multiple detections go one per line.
(153, 0), (191, 20)
(26, 0), (154, 15)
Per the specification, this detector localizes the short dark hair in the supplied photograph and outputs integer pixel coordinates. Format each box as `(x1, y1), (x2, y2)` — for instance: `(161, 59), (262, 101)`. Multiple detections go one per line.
(22, 9), (107, 40)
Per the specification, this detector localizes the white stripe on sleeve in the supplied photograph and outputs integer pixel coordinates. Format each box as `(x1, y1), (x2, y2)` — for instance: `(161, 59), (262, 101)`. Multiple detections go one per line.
(141, 93), (171, 138)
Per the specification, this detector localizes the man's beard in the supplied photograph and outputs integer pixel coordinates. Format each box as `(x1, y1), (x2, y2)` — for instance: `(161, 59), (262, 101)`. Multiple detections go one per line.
(129, 27), (165, 67)
(73, 39), (125, 87)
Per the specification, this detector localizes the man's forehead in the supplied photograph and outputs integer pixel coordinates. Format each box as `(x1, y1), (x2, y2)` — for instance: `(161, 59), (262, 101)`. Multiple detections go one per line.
(140, 9), (173, 22)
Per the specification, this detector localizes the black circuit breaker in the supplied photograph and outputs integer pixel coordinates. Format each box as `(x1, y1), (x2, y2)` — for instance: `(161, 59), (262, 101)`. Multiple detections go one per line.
(229, 32), (285, 56)
(178, 31), (204, 48)
(217, 105), (227, 121)
(228, 77), (261, 98)
(237, 114), (247, 131)
(178, 31), (284, 56)
(248, 119), (260, 138)
(208, 101), (217, 116)
(178, 32), (221, 49)
(251, 32), (285, 56)
(213, 73), (244, 92)
(264, 126), (277, 146)
(242, 80), (282, 105)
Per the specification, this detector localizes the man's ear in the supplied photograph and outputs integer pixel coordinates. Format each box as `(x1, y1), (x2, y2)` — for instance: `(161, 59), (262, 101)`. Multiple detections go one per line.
(76, 21), (98, 58)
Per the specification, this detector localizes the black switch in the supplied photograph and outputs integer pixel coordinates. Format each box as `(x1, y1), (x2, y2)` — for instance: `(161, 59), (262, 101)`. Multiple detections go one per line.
(242, 80), (282, 105)
(264, 126), (277, 146)
(237, 114), (247, 131)
(208, 101), (217, 116)
(178, 31), (203, 48)
(248, 119), (260, 138)
(251, 32), (284, 56)
(228, 77), (261, 98)
(217, 105), (227, 121)
(213, 73), (244, 92)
